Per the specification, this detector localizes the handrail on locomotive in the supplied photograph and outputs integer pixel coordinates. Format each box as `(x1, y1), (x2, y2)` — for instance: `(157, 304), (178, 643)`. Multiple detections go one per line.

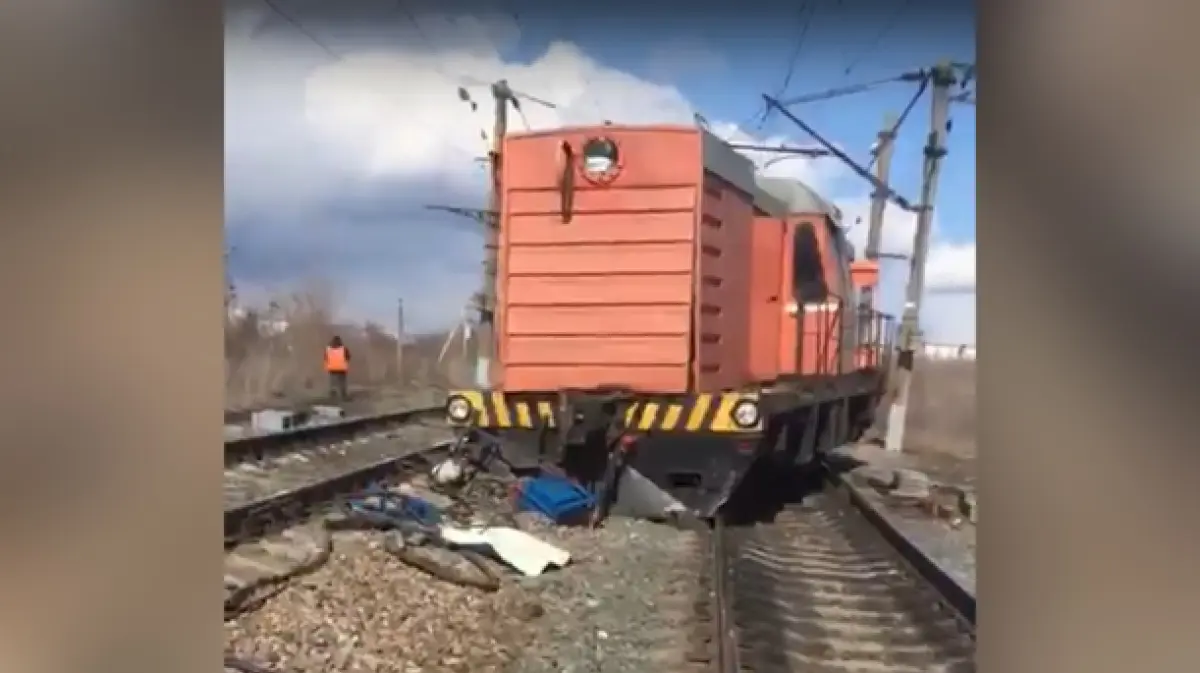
(796, 294), (896, 378)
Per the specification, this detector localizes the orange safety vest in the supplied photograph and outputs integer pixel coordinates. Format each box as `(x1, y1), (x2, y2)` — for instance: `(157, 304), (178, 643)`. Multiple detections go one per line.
(324, 346), (348, 373)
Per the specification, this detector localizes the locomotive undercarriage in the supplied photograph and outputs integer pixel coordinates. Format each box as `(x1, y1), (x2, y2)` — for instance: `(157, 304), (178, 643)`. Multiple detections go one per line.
(443, 378), (885, 520)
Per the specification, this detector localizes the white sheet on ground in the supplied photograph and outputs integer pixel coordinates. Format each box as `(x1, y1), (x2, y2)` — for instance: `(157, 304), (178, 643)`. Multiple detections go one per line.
(439, 525), (572, 577)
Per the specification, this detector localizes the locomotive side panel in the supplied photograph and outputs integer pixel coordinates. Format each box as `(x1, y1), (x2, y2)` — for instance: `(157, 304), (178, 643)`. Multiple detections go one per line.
(499, 126), (703, 393)
(748, 215), (786, 383)
(777, 221), (799, 376)
(694, 171), (755, 391)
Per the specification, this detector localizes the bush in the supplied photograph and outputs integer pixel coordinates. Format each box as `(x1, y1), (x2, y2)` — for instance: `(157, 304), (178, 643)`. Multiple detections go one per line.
(224, 290), (472, 410)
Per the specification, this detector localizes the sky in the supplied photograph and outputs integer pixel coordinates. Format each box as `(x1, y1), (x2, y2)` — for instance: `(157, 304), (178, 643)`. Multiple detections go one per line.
(224, 0), (976, 344)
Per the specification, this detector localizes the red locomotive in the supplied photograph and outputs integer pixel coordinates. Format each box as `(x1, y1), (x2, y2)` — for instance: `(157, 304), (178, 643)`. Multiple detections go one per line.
(443, 124), (893, 518)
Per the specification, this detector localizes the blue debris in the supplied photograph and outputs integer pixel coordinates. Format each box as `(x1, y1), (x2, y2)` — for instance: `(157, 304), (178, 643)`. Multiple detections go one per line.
(345, 485), (443, 528)
(516, 475), (596, 525)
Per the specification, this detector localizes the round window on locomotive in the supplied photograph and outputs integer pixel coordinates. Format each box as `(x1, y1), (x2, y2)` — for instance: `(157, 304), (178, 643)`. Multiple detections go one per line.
(581, 137), (619, 177)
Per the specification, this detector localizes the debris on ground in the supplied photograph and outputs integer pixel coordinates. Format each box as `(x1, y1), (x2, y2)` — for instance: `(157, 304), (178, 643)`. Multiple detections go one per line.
(862, 465), (975, 527)
(226, 462), (705, 672)
(439, 525), (571, 577)
(514, 474), (597, 525)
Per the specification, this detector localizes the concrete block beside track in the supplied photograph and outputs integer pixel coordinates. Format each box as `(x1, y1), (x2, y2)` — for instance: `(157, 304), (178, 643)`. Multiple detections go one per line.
(311, 405), (345, 420)
(251, 409), (304, 433)
(830, 444), (977, 597)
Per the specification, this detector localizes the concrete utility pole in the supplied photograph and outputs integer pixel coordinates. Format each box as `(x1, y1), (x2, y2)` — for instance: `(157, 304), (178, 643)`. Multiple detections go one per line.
(884, 62), (956, 452)
(861, 112), (897, 312)
(470, 79), (511, 388)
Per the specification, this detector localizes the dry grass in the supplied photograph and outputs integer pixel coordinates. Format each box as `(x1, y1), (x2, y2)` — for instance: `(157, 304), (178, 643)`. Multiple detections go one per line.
(904, 358), (977, 484)
(224, 291), (474, 410)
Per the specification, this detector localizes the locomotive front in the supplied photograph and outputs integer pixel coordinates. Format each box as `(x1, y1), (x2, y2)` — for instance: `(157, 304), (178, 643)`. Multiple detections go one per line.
(442, 124), (769, 518)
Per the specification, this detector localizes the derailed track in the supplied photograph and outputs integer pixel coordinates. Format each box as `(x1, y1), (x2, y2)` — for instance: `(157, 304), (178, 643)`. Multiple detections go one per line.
(702, 462), (976, 673)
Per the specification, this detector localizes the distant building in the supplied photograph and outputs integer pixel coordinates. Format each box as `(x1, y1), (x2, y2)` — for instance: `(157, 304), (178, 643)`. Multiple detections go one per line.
(920, 342), (977, 361)
(225, 303), (289, 336)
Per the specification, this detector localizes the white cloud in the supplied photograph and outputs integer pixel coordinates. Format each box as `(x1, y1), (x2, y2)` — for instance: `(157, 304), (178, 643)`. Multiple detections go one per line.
(838, 198), (977, 291)
(225, 2), (974, 343)
(302, 40), (699, 183)
(300, 41), (844, 192)
(837, 198), (976, 344)
(925, 241), (976, 292)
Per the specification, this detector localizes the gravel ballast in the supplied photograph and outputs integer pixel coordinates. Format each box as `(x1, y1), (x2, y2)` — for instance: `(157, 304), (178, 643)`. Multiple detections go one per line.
(226, 478), (705, 673)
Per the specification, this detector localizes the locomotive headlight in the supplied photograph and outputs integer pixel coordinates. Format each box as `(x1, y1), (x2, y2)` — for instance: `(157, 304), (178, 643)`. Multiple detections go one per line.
(730, 399), (761, 429)
(445, 396), (473, 423)
(581, 136), (619, 178)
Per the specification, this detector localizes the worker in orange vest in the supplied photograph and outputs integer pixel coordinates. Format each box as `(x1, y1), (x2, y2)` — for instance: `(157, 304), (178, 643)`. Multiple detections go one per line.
(324, 335), (351, 400)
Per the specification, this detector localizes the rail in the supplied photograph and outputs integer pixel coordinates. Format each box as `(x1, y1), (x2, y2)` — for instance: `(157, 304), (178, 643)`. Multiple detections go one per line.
(223, 406), (444, 468)
(708, 460), (975, 672)
(829, 465), (976, 624)
(224, 441), (453, 546)
(223, 387), (376, 424)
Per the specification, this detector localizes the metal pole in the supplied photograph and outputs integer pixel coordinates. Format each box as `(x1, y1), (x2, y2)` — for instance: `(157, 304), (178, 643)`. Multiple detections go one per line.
(857, 115), (898, 445)
(884, 62), (955, 452)
(861, 112), (897, 312)
(472, 80), (509, 388)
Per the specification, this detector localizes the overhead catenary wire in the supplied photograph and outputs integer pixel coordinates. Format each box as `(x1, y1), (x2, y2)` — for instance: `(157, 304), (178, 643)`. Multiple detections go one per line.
(774, 1), (818, 99)
(743, 0), (819, 136)
(726, 71), (911, 143)
(256, 0), (556, 164)
(762, 93), (919, 212)
(726, 141), (834, 172)
(395, 1), (558, 111)
(723, 3), (815, 139)
(259, 0), (342, 60)
(257, 0), (558, 113)
(842, 0), (915, 75)
(725, 143), (831, 157)
(777, 69), (927, 107)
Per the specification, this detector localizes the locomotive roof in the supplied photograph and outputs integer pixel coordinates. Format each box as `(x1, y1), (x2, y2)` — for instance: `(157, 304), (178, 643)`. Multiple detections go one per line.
(697, 128), (790, 217)
(698, 127), (840, 221)
(754, 175), (843, 222)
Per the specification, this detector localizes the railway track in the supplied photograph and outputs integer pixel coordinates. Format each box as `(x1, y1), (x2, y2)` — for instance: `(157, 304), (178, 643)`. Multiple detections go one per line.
(223, 406), (447, 507)
(223, 387), (445, 426)
(690, 462), (976, 673)
(223, 409), (974, 673)
(223, 406), (455, 623)
(224, 396), (348, 426)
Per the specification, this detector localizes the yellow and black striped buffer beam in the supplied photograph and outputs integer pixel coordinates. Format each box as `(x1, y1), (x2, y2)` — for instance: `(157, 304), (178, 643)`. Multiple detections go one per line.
(446, 391), (556, 429)
(446, 390), (762, 433)
(623, 392), (763, 433)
